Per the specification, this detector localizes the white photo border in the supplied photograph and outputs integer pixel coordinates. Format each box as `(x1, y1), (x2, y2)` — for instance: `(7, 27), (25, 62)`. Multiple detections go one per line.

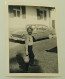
(5, 2), (61, 77)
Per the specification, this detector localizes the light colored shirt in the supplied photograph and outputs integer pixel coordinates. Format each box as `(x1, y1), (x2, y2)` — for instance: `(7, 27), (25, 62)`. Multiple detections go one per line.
(25, 34), (33, 46)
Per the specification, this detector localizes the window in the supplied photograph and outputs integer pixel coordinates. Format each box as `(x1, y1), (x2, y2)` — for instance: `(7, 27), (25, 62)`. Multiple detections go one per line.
(40, 11), (43, 19)
(37, 9), (43, 20)
(44, 10), (47, 20)
(9, 6), (26, 18)
(8, 6), (13, 13)
(13, 6), (20, 17)
(13, 10), (16, 17)
(22, 6), (26, 18)
(8, 6), (14, 17)
(9, 6), (20, 17)
(37, 9), (40, 16)
(17, 11), (20, 17)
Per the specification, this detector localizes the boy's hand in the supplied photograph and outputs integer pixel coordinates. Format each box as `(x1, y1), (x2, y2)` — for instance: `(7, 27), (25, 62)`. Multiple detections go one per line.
(26, 51), (29, 56)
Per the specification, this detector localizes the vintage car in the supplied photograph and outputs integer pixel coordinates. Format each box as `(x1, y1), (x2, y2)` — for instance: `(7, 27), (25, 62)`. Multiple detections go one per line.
(9, 24), (56, 42)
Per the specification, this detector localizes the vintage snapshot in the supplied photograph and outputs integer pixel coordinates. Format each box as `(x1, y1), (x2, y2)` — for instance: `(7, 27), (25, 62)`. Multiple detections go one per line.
(6, 2), (60, 76)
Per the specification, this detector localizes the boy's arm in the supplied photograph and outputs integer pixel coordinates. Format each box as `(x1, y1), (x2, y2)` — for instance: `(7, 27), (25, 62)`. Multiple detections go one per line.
(25, 44), (28, 56)
(25, 35), (29, 56)
(33, 36), (36, 42)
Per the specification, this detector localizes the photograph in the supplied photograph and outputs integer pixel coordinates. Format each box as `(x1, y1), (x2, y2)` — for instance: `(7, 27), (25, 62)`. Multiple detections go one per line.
(6, 2), (60, 76)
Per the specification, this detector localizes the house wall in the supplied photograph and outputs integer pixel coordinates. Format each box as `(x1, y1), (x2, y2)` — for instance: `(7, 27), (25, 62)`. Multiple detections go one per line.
(8, 6), (54, 34)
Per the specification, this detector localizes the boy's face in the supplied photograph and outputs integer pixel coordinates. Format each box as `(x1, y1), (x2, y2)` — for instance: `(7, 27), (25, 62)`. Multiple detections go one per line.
(27, 28), (33, 35)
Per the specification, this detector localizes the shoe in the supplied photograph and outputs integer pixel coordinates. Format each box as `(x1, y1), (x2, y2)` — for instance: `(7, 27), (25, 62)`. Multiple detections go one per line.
(30, 63), (38, 66)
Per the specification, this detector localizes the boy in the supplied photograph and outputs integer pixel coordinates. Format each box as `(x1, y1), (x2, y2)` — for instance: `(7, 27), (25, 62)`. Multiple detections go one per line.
(25, 26), (34, 66)
(16, 26), (36, 72)
(16, 26), (35, 72)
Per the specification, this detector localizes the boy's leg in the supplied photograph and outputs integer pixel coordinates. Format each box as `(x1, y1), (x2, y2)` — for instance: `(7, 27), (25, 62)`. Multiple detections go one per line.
(28, 46), (34, 65)
(25, 63), (29, 72)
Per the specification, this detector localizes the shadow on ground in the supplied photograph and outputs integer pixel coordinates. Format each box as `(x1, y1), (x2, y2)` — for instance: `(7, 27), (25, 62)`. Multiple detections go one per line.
(9, 37), (49, 44)
(10, 53), (42, 73)
(45, 47), (57, 53)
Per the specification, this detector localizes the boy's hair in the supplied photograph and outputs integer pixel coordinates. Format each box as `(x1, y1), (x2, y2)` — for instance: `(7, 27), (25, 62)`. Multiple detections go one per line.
(27, 26), (33, 32)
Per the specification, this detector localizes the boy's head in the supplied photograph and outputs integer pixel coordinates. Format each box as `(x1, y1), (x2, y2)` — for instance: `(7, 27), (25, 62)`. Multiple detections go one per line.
(27, 26), (33, 35)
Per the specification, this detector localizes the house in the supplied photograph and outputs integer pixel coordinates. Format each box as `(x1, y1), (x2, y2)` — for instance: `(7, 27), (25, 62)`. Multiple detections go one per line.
(8, 5), (56, 40)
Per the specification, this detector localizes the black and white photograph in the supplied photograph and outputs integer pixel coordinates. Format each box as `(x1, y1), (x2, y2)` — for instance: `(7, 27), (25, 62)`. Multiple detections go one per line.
(6, 2), (60, 76)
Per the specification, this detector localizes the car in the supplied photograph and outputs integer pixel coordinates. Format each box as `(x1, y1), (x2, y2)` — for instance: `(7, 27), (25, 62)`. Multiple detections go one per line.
(9, 24), (56, 42)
